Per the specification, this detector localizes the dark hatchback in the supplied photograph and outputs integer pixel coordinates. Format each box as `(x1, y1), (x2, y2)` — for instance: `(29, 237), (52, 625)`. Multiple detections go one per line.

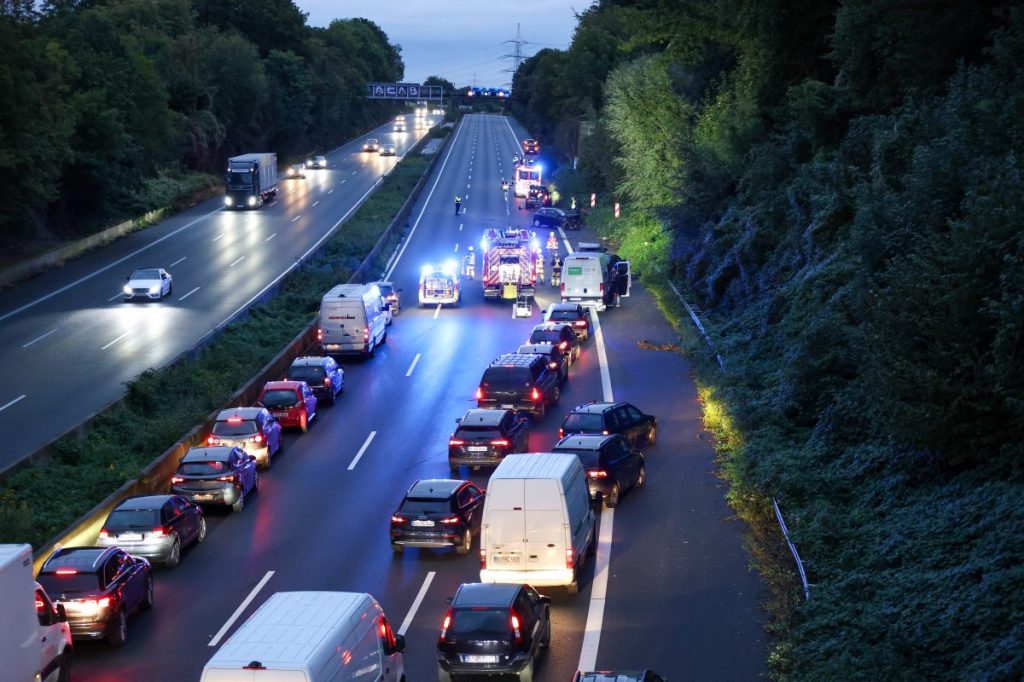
(437, 582), (551, 682)
(96, 495), (206, 567)
(559, 401), (658, 447)
(171, 446), (258, 513)
(391, 479), (485, 555)
(527, 323), (581, 364)
(544, 302), (592, 342)
(286, 355), (344, 405)
(449, 408), (530, 471)
(476, 353), (561, 421)
(532, 206), (582, 230)
(36, 547), (153, 646)
(517, 342), (570, 385)
(553, 434), (646, 508)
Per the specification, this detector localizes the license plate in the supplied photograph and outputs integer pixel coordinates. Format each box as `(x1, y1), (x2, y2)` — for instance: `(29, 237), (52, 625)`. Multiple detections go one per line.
(462, 655), (499, 664)
(467, 446), (488, 452)
(273, 412), (288, 418)
(411, 519), (435, 527)
(493, 553), (522, 565)
(326, 344), (341, 350)
(119, 533), (142, 541)
(500, 404), (515, 409)
(193, 494), (215, 501)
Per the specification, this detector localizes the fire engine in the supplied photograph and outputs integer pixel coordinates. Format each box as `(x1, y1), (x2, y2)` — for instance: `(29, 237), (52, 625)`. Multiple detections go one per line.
(480, 227), (540, 300)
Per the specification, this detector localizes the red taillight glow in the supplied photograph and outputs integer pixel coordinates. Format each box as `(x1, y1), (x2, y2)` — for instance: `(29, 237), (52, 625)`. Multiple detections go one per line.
(150, 528), (166, 538)
(363, 327), (369, 341)
(491, 439), (509, 447)
(565, 548), (574, 569)
(574, 320), (587, 327)
(207, 436), (217, 445)
(587, 469), (608, 478)
(217, 475), (236, 482)
(35, 599), (44, 610)
(558, 428), (564, 438)
(602, 430), (609, 435)
(391, 515), (405, 523)
(324, 377), (332, 385)
(561, 282), (565, 293)
(449, 439), (464, 446)
(475, 387), (484, 401)
(317, 328), (324, 342)
(98, 529), (109, 539)
(440, 608), (453, 642)
(171, 475), (184, 483)
(227, 417), (243, 423)
(558, 341), (568, 350)
(531, 387), (541, 401)
(439, 516), (460, 525)
(55, 569), (77, 575)
(549, 362), (558, 369)
(82, 597), (112, 609)
(249, 433), (263, 444)
(600, 282), (605, 293)
(479, 548), (487, 569)
(511, 610), (523, 644)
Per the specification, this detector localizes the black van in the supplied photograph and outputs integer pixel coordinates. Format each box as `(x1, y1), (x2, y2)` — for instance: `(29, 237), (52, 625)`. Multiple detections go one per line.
(476, 353), (561, 420)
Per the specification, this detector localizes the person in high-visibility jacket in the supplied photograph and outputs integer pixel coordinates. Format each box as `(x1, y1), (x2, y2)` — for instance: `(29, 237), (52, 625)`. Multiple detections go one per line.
(551, 254), (562, 287)
(536, 254), (545, 284)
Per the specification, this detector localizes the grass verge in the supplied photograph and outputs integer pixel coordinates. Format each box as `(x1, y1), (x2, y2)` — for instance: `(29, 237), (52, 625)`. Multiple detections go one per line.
(0, 153), (432, 549)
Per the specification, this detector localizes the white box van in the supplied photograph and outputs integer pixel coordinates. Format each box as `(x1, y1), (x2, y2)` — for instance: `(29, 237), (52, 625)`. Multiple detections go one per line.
(319, 284), (388, 357)
(561, 251), (630, 312)
(201, 591), (406, 682)
(479, 453), (596, 594)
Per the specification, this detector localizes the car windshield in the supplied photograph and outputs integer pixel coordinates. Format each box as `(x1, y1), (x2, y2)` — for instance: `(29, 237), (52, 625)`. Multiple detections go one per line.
(179, 460), (230, 475)
(260, 389), (299, 408)
(549, 310), (578, 321)
(563, 413), (605, 432)
(288, 366), (325, 383)
(105, 508), (160, 530)
(212, 420), (257, 436)
(449, 608), (510, 638)
(529, 329), (562, 344)
(399, 497), (451, 515)
(455, 426), (502, 439)
(131, 269), (161, 280)
(38, 572), (101, 596)
(553, 447), (600, 468)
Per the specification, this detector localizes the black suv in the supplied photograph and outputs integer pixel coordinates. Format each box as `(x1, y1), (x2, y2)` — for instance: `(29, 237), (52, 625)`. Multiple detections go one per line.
(559, 401), (658, 446)
(528, 323), (581, 364)
(517, 342), (570, 384)
(477, 353), (561, 420)
(390, 479), (485, 555)
(438, 582), (551, 682)
(449, 409), (530, 471)
(37, 547), (153, 646)
(286, 355), (344, 405)
(532, 206), (581, 230)
(545, 303), (592, 342)
(553, 434), (646, 508)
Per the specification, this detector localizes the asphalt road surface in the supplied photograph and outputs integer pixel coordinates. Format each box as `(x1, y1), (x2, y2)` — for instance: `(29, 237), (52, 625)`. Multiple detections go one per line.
(0, 116), (432, 474)
(67, 114), (767, 681)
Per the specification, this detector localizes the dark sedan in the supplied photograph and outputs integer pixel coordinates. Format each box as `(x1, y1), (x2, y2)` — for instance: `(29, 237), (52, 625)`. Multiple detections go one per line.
(171, 446), (258, 513)
(553, 433), (646, 508)
(390, 479), (485, 555)
(545, 302), (592, 342)
(449, 409), (530, 471)
(96, 495), (206, 567)
(559, 401), (658, 446)
(36, 547), (153, 646)
(533, 206), (582, 230)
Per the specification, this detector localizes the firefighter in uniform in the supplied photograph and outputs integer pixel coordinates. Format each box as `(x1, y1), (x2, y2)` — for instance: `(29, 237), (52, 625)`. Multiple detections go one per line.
(536, 253), (545, 285)
(551, 254), (562, 287)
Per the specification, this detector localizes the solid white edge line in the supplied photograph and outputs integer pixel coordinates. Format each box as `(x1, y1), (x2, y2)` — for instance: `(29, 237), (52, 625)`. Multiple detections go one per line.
(384, 118), (466, 280)
(0, 394), (27, 412)
(398, 571), (436, 636)
(101, 331), (129, 350)
(208, 570), (275, 647)
(558, 226), (573, 254)
(179, 286), (200, 301)
(347, 430), (377, 470)
(405, 353), (421, 377)
(577, 507), (615, 671)
(22, 328), (58, 348)
(169, 256), (187, 268)
(433, 304), (442, 319)
(591, 310), (614, 402)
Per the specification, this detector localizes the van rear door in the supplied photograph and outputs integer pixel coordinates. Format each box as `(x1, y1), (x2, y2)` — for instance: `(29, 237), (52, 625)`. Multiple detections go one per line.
(524, 479), (568, 571)
(321, 301), (366, 350)
(484, 480), (526, 569)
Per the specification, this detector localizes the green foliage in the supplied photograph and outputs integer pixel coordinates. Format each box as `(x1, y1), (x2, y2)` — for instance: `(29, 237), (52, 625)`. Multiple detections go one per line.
(0, 153), (430, 549)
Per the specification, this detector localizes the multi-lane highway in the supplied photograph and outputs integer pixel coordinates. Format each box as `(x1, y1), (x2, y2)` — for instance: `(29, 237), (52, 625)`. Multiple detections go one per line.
(66, 113), (766, 680)
(0, 117), (432, 473)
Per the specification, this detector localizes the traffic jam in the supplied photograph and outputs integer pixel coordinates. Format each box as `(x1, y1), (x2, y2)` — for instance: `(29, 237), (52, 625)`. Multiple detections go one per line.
(6, 118), (668, 682)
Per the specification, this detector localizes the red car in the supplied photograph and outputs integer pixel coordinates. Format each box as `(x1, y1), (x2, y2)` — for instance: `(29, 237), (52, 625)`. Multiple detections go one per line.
(258, 381), (318, 433)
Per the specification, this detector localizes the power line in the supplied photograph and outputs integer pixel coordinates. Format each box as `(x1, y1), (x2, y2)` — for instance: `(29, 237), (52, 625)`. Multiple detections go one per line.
(501, 23), (527, 85)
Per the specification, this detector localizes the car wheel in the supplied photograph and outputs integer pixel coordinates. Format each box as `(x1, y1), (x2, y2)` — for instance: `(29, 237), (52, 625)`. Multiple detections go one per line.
(519, 660), (534, 682)
(300, 413), (309, 434)
(647, 424), (657, 446)
(567, 573), (580, 595)
(141, 575), (154, 609)
(636, 464), (647, 489)
(456, 529), (472, 555)
(167, 282), (173, 296)
(165, 539), (181, 568)
(437, 666), (452, 682)
(107, 609), (128, 647)
(262, 448), (273, 470)
(540, 612), (551, 647)
(252, 470), (259, 493)
(604, 483), (620, 509)
(551, 386), (561, 406)
(196, 517), (207, 544)
(531, 402), (545, 422)
(56, 650), (71, 682)
(276, 436), (285, 454)
(232, 490), (246, 513)
(391, 543), (404, 554)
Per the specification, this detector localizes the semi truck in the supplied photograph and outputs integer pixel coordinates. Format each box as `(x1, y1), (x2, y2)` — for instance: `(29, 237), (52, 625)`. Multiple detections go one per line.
(224, 152), (278, 209)
(481, 228), (540, 300)
(0, 544), (73, 682)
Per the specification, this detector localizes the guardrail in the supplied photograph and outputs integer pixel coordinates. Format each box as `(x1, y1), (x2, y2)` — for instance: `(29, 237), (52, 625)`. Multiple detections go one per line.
(666, 279), (811, 600)
(29, 127), (454, 573)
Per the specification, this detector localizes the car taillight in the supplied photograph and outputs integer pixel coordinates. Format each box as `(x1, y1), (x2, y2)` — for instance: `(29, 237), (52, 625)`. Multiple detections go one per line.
(83, 596), (112, 609)
(600, 282), (605, 294)
(565, 548), (574, 569)
(54, 569), (78, 575)
(439, 608), (453, 643)
(324, 377), (332, 385)
(475, 387), (484, 401)
(510, 610), (523, 645)
(574, 320), (587, 327)
(150, 528), (166, 538)
(98, 529), (109, 539)
(449, 439), (465, 446)
(558, 428), (564, 438)
(171, 475), (184, 484)
(440, 516), (460, 525)
(479, 548), (487, 569)
(316, 328), (324, 342)
(602, 430), (609, 435)
(561, 282), (565, 294)
(363, 327), (369, 341)
(249, 434), (263, 444)
(587, 469), (608, 478)
(559, 341), (568, 350)
(531, 387), (541, 401)
(207, 435), (216, 444)
(491, 439), (509, 447)
(391, 515), (406, 523)
(217, 475), (237, 482)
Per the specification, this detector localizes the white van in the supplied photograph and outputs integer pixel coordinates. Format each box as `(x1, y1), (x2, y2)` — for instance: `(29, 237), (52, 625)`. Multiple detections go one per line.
(201, 591), (406, 682)
(479, 453), (596, 594)
(319, 284), (388, 357)
(561, 251), (630, 312)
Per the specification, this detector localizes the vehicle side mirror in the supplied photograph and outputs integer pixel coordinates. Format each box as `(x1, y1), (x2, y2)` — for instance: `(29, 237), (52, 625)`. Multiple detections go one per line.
(445, 596), (453, 605)
(55, 603), (67, 622)
(394, 633), (406, 653)
(454, 417), (462, 424)
(125, 275), (130, 281)
(539, 595), (552, 604)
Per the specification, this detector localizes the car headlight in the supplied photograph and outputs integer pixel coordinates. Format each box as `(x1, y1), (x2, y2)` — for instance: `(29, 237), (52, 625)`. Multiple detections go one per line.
(123, 285), (132, 294)
(149, 285), (160, 294)
(248, 196), (256, 206)
(224, 196), (233, 206)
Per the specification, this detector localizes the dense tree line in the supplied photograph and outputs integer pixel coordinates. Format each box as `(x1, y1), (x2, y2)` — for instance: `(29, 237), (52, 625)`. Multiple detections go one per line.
(0, 0), (402, 248)
(513, 1), (1024, 678)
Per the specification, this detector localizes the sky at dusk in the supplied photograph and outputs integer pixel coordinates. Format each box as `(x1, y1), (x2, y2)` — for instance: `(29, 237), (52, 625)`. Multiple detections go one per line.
(296, 1), (582, 88)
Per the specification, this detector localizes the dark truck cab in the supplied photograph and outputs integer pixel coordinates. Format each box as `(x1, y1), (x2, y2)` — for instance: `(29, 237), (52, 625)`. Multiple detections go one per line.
(224, 152), (278, 209)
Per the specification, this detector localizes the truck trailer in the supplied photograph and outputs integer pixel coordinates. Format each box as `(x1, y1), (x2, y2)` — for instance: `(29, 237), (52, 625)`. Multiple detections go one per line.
(224, 152), (278, 209)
